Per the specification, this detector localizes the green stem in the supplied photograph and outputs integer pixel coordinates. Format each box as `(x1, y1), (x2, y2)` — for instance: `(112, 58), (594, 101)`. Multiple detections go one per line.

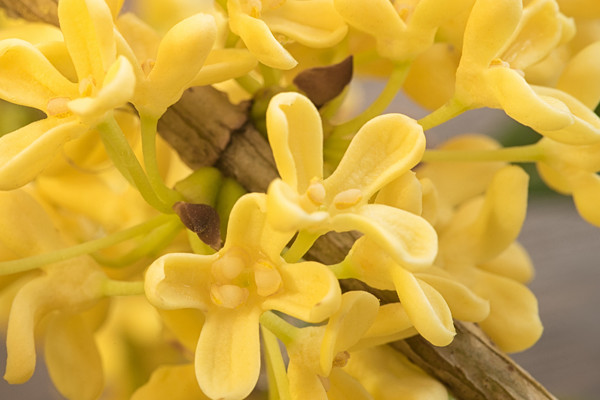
(324, 63), (410, 165)
(260, 311), (299, 346)
(0, 214), (176, 275)
(260, 63), (281, 87)
(422, 143), (545, 163)
(93, 218), (183, 267)
(328, 258), (357, 280)
(261, 324), (292, 400)
(102, 279), (145, 296)
(97, 115), (171, 213)
(418, 96), (469, 131)
(140, 115), (182, 206)
(236, 74), (262, 95)
(283, 231), (320, 263)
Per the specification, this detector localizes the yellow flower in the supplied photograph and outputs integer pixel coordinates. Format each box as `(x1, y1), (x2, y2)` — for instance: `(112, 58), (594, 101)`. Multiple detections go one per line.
(145, 193), (341, 399)
(427, 159), (542, 352)
(285, 291), (379, 400)
(333, 0), (473, 61)
(266, 92), (437, 269)
(227, 0), (347, 69)
(0, 190), (109, 400)
(454, 0), (600, 145)
(0, 0), (135, 190)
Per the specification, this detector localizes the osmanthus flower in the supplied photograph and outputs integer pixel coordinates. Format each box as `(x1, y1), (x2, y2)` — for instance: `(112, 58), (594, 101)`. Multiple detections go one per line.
(283, 291), (379, 400)
(453, 0), (600, 145)
(144, 193), (341, 400)
(0, 0), (135, 190)
(432, 165), (542, 352)
(333, 0), (473, 61)
(0, 190), (111, 400)
(265, 92), (438, 269)
(225, 0), (348, 69)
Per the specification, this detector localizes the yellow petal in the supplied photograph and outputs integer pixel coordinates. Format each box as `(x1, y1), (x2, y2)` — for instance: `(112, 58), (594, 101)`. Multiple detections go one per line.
(4, 279), (53, 383)
(262, 0), (347, 48)
(460, 0), (522, 67)
(68, 55), (135, 125)
(502, 0), (564, 71)
(533, 86), (600, 144)
(195, 306), (262, 400)
(143, 13), (217, 117)
(331, 204), (438, 269)
(145, 253), (217, 311)
(191, 48), (258, 86)
(58, 0), (116, 83)
(344, 346), (448, 400)
(571, 172), (600, 227)
(471, 270), (543, 353)
(375, 171), (423, 215)
(0, 190), (63, 255)
(417, 134), (505, 208)
(266, 179), (328, 232)
(333, 0), (404, 51)
(390, 267), (455, 346)
(228, 0), (297, 69)
(353, 302), (417, 351)
(226, 193), (292, 259)
(263, 261), (341, 323)
(320, 291), (379, 375)
(132, 364), (210, 400)
(442, 165), (529, 264)
(479, 242), (534, 283)
(288, 357), (328, 400)
(327, 368), (374, 400)
(485, 67), (574, 132)
(267, 92), (324, 192)
(44, 313), (104, 400)
(0, 39), (78, 111)
(0, 118), (86, 190)
(325, 113), (425, 200)
(416, 271), (490, 322)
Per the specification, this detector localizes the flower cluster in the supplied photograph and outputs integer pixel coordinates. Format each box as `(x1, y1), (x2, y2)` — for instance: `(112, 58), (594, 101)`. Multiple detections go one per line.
(0, 0), (599, 399)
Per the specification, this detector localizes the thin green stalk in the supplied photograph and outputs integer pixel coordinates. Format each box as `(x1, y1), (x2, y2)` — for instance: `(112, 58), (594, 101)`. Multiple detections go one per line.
(261, 324), (292, 400)
(0, 214), (176, 275)
(102, 279), (145, 296)
(236, 74), (263, 95)
(260, 63), (282, 87)
(260, 311), (299, 346)
(422, 143), (545, 163)
(283, 231), (320, 263)
(93, 218), (183, 267)
(418, 96), (469, 131)
(97, 115), (171, 213)
(140, 115), (182, 206)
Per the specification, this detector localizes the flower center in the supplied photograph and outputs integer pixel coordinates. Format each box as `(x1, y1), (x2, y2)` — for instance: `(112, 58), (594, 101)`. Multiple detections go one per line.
(209, 247), (283, 308)
(332, 188), (363, 210)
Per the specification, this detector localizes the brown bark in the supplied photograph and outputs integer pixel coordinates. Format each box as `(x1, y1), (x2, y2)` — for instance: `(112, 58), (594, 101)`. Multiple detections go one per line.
(0, 2), (557, 399)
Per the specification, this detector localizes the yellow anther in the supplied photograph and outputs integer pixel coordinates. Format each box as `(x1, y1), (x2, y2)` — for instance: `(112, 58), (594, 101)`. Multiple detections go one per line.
(489, 58), (510, 68)
(210, 284), (249, 309)
(211, 247), (249, 283)
(254, 260), (282, 297)
(141, 59), (155, 76)
(306, 181), (326, 205)
(46, 97), (71, 117)
(333, 188), (363, 210)
(332, 351), (350, 368)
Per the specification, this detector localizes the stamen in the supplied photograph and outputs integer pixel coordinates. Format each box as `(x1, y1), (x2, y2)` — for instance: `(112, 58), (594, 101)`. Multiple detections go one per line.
(78, 76), (96, 97)
(306, 181), (326, 205)
(47, 97), (71, 117)
(210, 284), (249, 308)
(254, 260), (282, 297)
(211, 249), (247, 282)
(333, 188), (363, 209)
(332, 351), (350, 368)
(142, 59), (155, 76)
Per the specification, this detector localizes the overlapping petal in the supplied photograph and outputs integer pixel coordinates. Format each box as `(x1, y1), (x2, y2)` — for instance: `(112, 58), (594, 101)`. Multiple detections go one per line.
(132, 364), (210, 400)
(0, 118), (87, 191)
(195, 306), (262, 400)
